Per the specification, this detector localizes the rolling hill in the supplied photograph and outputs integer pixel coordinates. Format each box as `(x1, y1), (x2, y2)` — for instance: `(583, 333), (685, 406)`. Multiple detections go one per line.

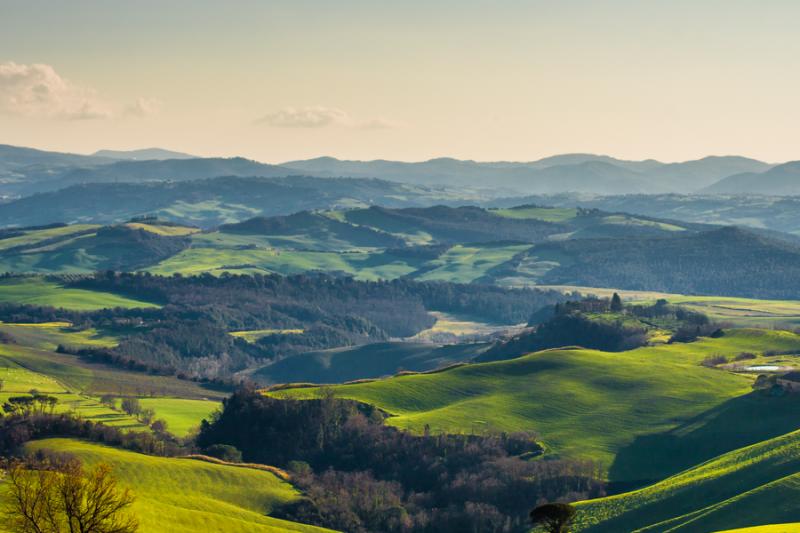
(5, 207), (800, 302)
(273, 329), (800, 484)
(526, 227), (800, 299)
(502, 193), (800, 237)
(0, 176), (473, 228)
(16, 438), (331, 533)
(574, 428), (800, 532)
(704, 161), (800, 195)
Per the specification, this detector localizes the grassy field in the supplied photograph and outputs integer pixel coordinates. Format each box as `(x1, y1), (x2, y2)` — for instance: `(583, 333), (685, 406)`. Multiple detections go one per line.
(11, 439), (331, 533)
(574, 428), (800, 532)
(0, 321), (118, 350)
(230, 328), (304, 343)
(0, 355), (148, 430)
(539, 285), (800, 329)
(137, 398), (220, 437)
(414, 243), (532, 283)
(148, 245), (424, 280)
(716, 526), (800, 532)
(125, 222), (200, 236)
(407, 311), (525, 342)
(274, 329), (800, 482)
(0, 224), (100, 251)
(0, 277), (158, 310)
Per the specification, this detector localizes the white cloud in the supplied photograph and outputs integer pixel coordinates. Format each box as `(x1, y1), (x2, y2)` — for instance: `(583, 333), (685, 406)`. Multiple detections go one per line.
(0, 61), (158, 120)
(257, 105), (395, 129)
(0, 61), (112, 119)
(258, 106), (349, 128)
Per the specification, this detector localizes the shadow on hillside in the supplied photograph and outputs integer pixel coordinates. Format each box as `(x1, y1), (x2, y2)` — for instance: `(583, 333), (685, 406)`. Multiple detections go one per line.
(608, 391), (800, 491)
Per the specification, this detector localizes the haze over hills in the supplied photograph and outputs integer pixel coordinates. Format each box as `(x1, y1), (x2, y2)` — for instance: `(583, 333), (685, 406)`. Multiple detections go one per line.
(0, 144), (780, 199)
(0, 176), (472, 228)
(92, 148), (196, 160)
(703, 161), (800, 195)
(282, 153), (772, 193)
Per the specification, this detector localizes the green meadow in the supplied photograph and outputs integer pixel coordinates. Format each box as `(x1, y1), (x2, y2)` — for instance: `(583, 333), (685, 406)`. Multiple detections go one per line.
(10, 439), (332, 533)
(275, 329), (800, 482)
(574, 428), (800, 532)
(0, 277), (158, 310)
(414, 243), (532, 283)
(137, 398), (220, 437)
(0, 224), (100, 251)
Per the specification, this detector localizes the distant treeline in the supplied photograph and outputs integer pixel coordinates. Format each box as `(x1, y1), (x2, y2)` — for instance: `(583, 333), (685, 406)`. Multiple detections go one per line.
(480, 297), (715, 362)
(0, 273), (569, 379)
(535, 227), (800, 300)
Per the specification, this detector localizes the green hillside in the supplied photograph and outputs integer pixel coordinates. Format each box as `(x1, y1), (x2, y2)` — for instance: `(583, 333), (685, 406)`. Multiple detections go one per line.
(274, 330), (800, 483)
(0, 321), (223, 434)
(0, 277), (159, 310)
(137, 398), (220, 437)
(12, 438), (331, 533)
(574, 429), (800, 532)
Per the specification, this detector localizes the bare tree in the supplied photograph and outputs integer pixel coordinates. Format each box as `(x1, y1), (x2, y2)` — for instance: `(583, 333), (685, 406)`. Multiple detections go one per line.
(4, 457), (139, 533)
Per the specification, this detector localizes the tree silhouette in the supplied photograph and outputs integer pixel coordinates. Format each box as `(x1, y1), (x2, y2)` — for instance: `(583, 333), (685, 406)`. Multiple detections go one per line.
(530, 502), (576, 533)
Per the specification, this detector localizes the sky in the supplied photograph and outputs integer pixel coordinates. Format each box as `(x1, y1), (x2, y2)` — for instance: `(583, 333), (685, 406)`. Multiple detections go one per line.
(0, 0), (798, 163)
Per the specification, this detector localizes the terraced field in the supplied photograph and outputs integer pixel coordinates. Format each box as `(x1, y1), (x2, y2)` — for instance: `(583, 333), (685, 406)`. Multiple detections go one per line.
(275, 330), (800, 483)
(0, 322), (223, 434)
(0, 277), (159, 310)
(10, 439), (331, 533)
(574, 429), (800, 532)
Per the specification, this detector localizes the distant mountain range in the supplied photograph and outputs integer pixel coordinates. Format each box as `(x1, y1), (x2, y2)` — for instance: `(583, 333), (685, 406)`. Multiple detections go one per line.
(282, 154), (772, 194)
(703, 161), (800, 195)
(0, 144), (797, 200)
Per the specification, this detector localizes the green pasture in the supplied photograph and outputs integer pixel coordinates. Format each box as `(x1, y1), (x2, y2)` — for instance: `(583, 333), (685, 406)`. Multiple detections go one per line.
(575, 428), (800, 532)
(0, 277), (158, 310)
(275, 329), (800, 482)
(13, 439), (331, 533)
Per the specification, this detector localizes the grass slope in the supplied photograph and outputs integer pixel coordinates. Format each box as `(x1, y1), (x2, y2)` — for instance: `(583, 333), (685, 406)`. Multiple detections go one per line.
(414, 243), (532, 283)
(275, 330), (800, 482)
(574, 428), (800, 532)
(15, 439), (331, 533)
(0, 277), (158, 310)
(137, 398), (219, 437)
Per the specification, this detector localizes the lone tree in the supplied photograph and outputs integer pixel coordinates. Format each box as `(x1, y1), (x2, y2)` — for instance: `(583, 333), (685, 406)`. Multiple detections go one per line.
(530, 502), (577, 533)
(120, 398), (141, 417)
(610, 292), (623, 312)
(4, 457), (139, 533)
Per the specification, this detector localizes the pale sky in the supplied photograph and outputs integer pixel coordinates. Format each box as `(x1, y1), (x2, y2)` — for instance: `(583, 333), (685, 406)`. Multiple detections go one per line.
(1, 0), (798, 163)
